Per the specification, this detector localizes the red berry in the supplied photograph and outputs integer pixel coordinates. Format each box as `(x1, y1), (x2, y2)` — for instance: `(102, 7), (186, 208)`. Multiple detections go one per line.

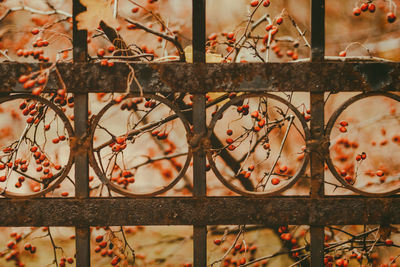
(385, 239), (394, 246)
(263, 0), (270, 7)
(227, 145), (236, 151)
(131, 7), (139, 13)
(339, 120), (348, 126)
(235, 243), (242, 250)
(387, 12), (397, 23)
(276, 17), (283, 25)
(32, 87), (43, 95)
(208, 33), (217, 41)
(336, 259), (343, 266)
(376, 170), (384, 177)
(353, 7), (361, 16)
(226, 129), (233, 136)
(108, 45), (115, 53)
(31, 28), (40, 35)
(281, 233), (292, 241)
(344, 175), (353, 183)
(213, 239), (221, 245)
(26, 117), (34, 124)
(339, 126), (347, 133)
(279, 165), (288, 173)
(227, 32), (235, 40)
(111, 256), (120, 266)
(265, 24), (273, 31)
(368, 4), (375, 12)
(226, 138), (234, 144)
(7, 241), (15, 249)
(57, 89), (66, 97)
(100, 59), (108, 66)
(251, 110), (259, 118)
(97, 48), (105, 57)
(17, 49), (24, 56)
(250, 0), (259, 7)
(116, 137), (125, 144)
(360, 3), (368, 12)
(339, 51), (347, 57)
(114, 95), (124, 103)
(271, 178), (280, 185)
(23, 80), (36, 89)
(18, 75), (29, 83)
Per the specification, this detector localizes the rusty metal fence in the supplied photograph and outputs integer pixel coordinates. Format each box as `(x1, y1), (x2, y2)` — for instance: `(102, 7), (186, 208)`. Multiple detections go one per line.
(1, 0), (400, 266)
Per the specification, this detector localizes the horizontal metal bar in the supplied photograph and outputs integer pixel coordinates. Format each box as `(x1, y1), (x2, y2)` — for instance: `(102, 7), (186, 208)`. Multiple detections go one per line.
(0, 62), (399, 93)
(0, 197), (399, 226)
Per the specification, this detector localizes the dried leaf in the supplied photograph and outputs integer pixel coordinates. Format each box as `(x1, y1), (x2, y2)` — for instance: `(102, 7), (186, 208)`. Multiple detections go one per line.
(184, 46), (223, 63)
(108, 231), (126, 260)
(76, 0), (119, 31)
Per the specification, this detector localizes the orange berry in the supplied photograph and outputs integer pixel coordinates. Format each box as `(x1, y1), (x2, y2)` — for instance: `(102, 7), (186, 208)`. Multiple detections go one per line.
(387, 12), (396, 23)
(97, 48), (105, 57)
(31, 28), (40, 35)
(213, 239), (221, 245)
(250, 0), (259, 7)
(353, 7), (361, 16)
(271, 178), (280, 185)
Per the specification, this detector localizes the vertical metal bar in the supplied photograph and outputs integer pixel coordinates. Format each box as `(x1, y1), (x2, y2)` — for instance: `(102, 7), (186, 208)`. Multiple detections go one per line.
(73, 94), (89, 198)
(192, 94), (207, 196)
(73, 0), (87, 62)
(192, 98), (207, 267)
(192, 0), (206, 63)
(73, 0), (90, 266)
(310, 0), (325, 266)
(309, 92), (325, 266)
(310, 93), (324, 199)
(192, 0), (207, 266)
(311, 0), (325, 62)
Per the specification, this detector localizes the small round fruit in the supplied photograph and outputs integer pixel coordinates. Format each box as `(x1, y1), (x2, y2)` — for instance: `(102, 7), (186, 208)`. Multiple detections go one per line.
(353, 7), (361, 16)
(387, 12), (397, 23)
(271, 178), (280, 185)
(250, 0), (259, 7)
(368, 4), (376, 12)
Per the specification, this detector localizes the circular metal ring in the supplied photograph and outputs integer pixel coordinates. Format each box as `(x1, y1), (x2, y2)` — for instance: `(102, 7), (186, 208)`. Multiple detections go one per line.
(207, 93), (310, 196)
(88, 94), (192, 197)
(0, 94), (75, 198)
(325, 91), (400, 197)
